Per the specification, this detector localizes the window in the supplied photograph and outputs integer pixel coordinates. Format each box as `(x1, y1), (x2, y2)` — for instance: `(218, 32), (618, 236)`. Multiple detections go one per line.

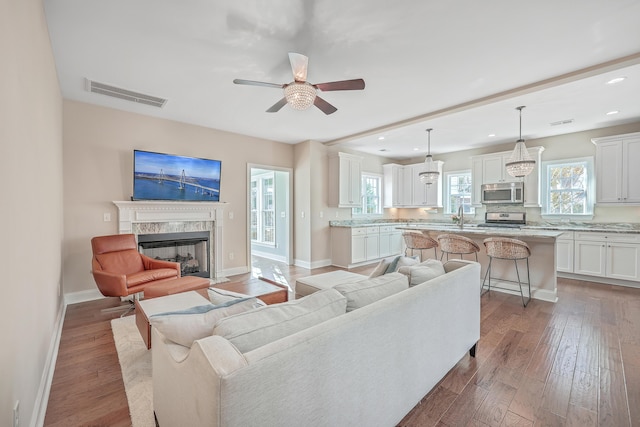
(352, 173), (382, 216)
(444, 170), (474, 215)
(250, 172), (275, 245)
(542, 157), (594, 217)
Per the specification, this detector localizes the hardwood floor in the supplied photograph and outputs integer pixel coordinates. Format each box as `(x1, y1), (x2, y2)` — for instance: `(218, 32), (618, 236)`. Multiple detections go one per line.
(45, 259), (640, 426)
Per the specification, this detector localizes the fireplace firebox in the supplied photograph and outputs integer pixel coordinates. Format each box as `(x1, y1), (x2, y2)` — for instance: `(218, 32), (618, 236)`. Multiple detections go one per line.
(137, 231), (210, 278)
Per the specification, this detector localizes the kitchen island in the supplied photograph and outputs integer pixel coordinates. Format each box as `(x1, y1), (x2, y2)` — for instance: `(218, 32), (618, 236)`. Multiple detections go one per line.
(397, 224), (563, 303)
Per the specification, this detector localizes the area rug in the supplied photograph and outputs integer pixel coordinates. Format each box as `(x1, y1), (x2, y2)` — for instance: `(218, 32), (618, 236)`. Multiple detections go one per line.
(111, 316), (154, 427)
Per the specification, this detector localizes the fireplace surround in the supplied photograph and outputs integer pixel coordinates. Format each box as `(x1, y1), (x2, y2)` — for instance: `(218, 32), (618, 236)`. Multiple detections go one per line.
(113, 201), (225, 280)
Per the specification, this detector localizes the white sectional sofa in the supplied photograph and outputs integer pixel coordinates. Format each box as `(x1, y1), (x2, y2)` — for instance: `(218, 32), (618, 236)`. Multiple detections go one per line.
(152, 260), (481, 427)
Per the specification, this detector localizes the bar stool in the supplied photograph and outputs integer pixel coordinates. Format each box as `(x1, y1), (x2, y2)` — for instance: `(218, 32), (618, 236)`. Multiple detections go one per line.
(482, 237), (531, 307)
(437, 234), (480, 261)
(402, 232), (438, 261)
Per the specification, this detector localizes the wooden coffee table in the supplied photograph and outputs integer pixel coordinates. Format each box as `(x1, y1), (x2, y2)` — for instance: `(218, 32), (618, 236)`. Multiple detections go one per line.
(212, 277), (289, 305)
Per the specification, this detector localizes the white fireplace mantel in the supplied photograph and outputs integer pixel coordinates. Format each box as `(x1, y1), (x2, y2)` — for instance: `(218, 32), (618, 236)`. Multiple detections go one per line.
(113, 201), (226, 279)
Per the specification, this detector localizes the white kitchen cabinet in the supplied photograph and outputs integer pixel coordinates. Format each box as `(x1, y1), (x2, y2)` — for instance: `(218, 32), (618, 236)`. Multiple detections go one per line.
(409, 162), (443, 208)
(556, 231), (574, 273)
(471, 157), (484, 207)
(573, 232), (640, 281)
(383, 164), (414, 207)
(593, 132), (640, 205)
(382, 161), (443, 208)
(379, 225), (403, 258)
(331, 225), (402, 268)
(329, 152), (363, 208)
(470, 147), (543, 207)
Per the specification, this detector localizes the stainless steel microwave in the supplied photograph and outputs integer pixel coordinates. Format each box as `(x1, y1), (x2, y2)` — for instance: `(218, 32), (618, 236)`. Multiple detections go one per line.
(481, 182), (524, 204)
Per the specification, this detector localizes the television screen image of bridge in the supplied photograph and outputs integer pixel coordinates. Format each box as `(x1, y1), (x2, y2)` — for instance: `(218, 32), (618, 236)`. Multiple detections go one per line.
(134, 169), (220, 201)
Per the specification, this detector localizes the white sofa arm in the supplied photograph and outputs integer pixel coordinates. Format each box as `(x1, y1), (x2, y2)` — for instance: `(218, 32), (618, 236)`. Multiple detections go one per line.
(152, 329), (248, 427)
(443, 259), (478, 273)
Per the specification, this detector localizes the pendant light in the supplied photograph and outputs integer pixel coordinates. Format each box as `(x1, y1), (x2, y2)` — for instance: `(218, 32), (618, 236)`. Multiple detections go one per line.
(419, 128), (440, 185)
(505, 106), (535, 178)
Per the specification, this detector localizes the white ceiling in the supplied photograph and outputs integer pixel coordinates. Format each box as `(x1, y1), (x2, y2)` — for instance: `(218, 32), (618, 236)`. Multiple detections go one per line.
(44, 0), (640, 160)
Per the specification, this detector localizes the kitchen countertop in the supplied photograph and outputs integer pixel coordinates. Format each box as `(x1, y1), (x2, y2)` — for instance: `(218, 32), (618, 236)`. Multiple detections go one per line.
(396, 224), (563, 239)
(329, 220), (640, 234)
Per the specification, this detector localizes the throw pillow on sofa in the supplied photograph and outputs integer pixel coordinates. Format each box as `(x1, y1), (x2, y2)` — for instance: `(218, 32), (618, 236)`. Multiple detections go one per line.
(334, 272), (409, 312)
(212, 288), (347, 353)
(369, 255), (420, 278)
(397, 259), (446, 286)
(149, 298), (263, 348)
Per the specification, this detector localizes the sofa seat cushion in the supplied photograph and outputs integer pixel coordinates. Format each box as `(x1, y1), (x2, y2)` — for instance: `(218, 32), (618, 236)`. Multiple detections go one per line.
(334, 272), (409, 312)
(398, 259), (446, 286)
(149, 297), (263, 348)
(213, 288), (347, 353)
(126, 268), (180, 287)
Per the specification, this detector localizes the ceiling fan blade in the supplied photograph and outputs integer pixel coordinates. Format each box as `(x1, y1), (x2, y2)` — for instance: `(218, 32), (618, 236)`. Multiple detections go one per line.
(233, 79), (284, 89)
(315, 79), (365, 91)
(314, 96), (337, 115)
(266, 97), (288, 113)
(288, 52), (308, 82)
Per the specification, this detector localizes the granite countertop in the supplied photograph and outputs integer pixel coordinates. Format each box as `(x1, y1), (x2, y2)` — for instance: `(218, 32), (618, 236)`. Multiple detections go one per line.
(395, 224), (563, 239)
(329, 219), (640, 234)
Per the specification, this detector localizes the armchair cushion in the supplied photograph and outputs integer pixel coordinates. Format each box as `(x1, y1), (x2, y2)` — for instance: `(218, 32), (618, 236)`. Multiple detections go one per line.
(95, 249), (145, 275)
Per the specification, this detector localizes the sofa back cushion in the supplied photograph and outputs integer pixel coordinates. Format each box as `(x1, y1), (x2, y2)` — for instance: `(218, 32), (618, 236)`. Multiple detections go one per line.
(334, 272), (408, 312)
(150, 298), (264, 348)
(213, 288), (347, 353)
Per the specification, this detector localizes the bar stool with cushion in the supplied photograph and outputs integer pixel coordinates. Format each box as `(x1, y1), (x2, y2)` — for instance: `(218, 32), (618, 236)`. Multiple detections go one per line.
(482, 237), (531, 307)
(437, 234), (480, 261)
(402, 232), (438, 261)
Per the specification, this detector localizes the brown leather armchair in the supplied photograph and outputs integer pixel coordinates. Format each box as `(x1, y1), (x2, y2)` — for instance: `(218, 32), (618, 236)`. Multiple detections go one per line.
(91, 234), (180, 298)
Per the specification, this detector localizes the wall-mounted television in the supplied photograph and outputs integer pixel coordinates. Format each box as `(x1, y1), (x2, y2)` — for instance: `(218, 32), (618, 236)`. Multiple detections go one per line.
(133, 150), (221, 202)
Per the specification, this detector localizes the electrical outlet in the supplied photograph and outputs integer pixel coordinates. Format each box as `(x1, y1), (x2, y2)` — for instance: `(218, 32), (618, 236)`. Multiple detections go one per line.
(319, 211), (324, 218)
(301, 211), (305, 218)
(103, 213), (111, 222)
(228, 211), (234, 220)
(13, 400), (19, 427)
(229, 252), (234, 260)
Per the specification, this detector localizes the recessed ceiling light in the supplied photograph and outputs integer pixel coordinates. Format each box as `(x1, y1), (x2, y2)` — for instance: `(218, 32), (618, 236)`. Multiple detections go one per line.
(378, 136), (385, 140)
(413, 147), (420, 151)
(606, 110), (620, 115)
(606, 77), (626, 85)
(487, 134), (496, 137)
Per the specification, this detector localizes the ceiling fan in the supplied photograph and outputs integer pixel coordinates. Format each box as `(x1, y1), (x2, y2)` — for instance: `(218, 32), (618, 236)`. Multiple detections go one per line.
(233, 53), (365, 115)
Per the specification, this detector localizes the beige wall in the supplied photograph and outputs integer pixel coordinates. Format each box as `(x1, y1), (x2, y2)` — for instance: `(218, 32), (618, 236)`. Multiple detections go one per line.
(0, 0), (63, 425)
(62, 100), (294, 294)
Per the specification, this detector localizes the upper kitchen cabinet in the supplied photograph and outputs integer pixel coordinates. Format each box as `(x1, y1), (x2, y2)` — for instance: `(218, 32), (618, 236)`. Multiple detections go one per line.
(329, 152), (363, 208)
(383, 161), (443, 208)
(471, 147), (543, 207)
(593, 132), (640, 205)
(409, 162), (444, 208)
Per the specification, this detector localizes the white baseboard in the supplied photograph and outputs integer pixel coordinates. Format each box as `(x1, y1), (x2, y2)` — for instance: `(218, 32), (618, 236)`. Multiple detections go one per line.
(293, 258), (332, 270)
(251, 250), (288, 263)
(32, 299), (66, 427)
(558, 272), (640, 289)
(64, 288), (104, 305)
(482, 278), (558, 303)
(220, 265), (251, 278)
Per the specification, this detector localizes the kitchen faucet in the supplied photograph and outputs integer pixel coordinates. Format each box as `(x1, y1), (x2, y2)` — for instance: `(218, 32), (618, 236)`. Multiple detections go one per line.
(457, 203), (464, 229)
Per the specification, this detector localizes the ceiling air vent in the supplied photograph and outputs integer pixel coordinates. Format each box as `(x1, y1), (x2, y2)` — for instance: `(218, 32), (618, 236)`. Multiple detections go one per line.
(85, 79), (167, 108)
(550, 119), (574, 127)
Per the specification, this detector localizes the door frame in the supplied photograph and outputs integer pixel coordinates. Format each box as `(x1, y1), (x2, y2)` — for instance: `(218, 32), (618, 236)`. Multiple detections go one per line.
(246, 164), (293, 266)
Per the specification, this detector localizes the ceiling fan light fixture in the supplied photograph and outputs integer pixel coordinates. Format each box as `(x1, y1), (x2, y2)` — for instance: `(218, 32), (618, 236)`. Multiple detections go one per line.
(419, 128), (440, 185)
(284, 82), (316, 110)
(506, 106), (535, 178)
